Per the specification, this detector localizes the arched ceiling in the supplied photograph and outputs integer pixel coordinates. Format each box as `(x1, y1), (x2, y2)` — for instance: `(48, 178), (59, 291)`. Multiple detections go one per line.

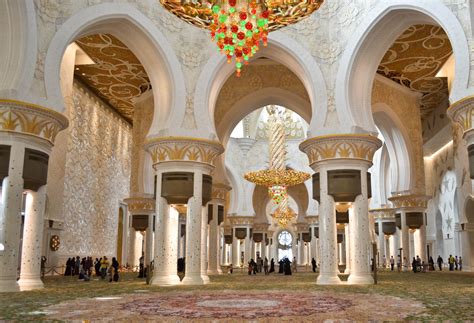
(214, 60), (310, 139)
(377, 24), (453, 119)
(74, 33), (151, 124)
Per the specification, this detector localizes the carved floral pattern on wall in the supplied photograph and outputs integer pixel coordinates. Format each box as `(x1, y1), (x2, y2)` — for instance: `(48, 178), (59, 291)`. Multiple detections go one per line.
(60, 82), (132, 257)
(377, 24), (453, 119)
(75, 34), (151, 123)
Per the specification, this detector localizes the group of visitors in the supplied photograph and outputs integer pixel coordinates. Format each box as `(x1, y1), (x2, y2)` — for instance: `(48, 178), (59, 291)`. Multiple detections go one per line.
(380, 254), (463, 272)
(441, 255), (463, 271)
(277, 257), (294, 275)
(247, 257), (276, 275)
(64, 256), (120, 282)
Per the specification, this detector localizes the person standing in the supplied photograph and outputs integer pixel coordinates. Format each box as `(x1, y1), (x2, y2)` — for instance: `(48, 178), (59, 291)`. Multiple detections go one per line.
(292, 257), (297, 273)
(382, 255), (387, 269)
(311, 257), (317, 273)
(449, 255), (455, 271)
(455, 256), (459, 270)
(263, 257), (269, 275)
(138, 253), (145, 278)
(100, 256), (109, 279)
(428, 256), (435, 271)
(390, 256), (395, 271)
(269, 258), (275, 273)
(437, 255), (443, 271)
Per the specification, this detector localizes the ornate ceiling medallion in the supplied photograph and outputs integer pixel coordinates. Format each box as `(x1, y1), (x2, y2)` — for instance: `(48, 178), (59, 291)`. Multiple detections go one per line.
(160, 0), (324, 75)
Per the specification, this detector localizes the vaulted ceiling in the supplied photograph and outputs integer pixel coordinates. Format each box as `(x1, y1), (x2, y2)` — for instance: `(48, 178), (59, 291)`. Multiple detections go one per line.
(377, 24), (453, 119)
(74, 34), (151, 124)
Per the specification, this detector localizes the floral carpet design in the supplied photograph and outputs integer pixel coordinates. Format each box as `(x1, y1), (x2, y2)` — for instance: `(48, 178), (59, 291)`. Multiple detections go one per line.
(121, 292), (352, 319)
(42, 290), (425, 321)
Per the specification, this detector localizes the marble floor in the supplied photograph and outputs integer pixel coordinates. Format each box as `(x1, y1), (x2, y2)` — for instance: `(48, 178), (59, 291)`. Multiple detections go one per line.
(1, 270), (473, 321)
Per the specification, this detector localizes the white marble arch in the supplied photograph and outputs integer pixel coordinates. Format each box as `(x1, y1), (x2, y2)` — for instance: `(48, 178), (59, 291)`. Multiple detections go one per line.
(372, 103), (413, 194)
(336, 0), (471, 134)
(189, 31), (327, 140)
(0, 0), (37, 101)
(217, 87), (311, 146)
(43, 3), (186, 136)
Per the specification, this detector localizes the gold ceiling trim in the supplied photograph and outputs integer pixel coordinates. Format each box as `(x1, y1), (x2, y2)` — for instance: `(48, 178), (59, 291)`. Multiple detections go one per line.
(377, 24), (453, 118)
(74, 34), (151, 124)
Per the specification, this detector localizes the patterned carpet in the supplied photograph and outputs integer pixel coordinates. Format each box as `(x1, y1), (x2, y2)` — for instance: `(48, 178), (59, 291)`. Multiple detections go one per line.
(43, 290), (424, 321)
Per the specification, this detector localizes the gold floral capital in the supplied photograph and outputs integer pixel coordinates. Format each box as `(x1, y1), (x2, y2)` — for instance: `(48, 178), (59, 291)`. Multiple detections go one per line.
(145, 136), (224, 167)
(388, 194), (430, 209)
(295, 222), (309, 233)
(229, 216), (254, 226)
(299, 134), (382, 166)
(124, 196), (156, 215)
(447, 96), (474, 134)
(211, 183), (232, 201)
(369, 207), (396, 220)
(0, 99), (68, 145)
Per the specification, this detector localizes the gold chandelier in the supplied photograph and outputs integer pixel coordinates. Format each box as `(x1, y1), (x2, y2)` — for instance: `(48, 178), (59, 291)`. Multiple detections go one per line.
(160, 0), (324, 75)
(244, 106), (310, 227)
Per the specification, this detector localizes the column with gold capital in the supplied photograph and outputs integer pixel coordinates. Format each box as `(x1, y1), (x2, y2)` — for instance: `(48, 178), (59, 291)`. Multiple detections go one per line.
(300, 134), (381, 285)
(145, 136), (224, 285)
(0, 99), (68, 292)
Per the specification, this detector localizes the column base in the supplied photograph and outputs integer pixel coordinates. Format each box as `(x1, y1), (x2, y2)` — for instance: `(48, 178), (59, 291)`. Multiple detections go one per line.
(150, 274), (181, 286)
(0, 279), (20, 292)
(316, 273), (341, 285)
(347, 272), (374, 285)
(201, 274), (210, 284)
(18, 277), (44, 291)
(207, 269), (221, 275)
(181, 274), (206, 285)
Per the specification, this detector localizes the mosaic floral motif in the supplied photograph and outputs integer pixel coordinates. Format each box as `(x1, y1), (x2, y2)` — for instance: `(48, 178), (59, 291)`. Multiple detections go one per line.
(121, 292), (352, 319)
(75, 34), (151, 123)
(377, 24), (453, 119)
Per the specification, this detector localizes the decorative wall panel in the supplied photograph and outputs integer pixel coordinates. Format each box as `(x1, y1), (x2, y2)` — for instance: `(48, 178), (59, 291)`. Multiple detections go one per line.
(59, 81), (132, 258)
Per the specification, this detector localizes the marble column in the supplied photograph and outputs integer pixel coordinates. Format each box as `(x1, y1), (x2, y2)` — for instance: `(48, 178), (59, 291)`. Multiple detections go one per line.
(400, 211), (409, 270)
(409, 229), (415, 262)
(348, 166), (374, 285)
(344, 223), (351, 274)
(298, 233), (305, 265)
(128, 227), (137, 267)
(0, 145), (25, 292)
(150, 184), (180, 287)
(385, 236), (391, 261)
(317, 167), (341, 284)
(232, 229), (239, 268)
(261, 236), (267, 260)
(418, 220), (427, 262)
(182, 171), (205, 285)
(244, 228), (251, 264)
(201, 206), (210, 283)
(208, 203), (219, 275)
(340, 237), (346, 266)
(18, 186), (47, 291)
(251, 239), (256, 260)
(145, 214), (154, 270)
(378, 220), (385, 263)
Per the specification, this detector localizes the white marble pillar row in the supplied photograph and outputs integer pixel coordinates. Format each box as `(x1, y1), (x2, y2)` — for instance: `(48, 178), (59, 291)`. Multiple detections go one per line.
(232, 228), (239, 268)
(347, 167), (374, 285)
(344, 223), (351, 274)
(207, 203), (220, 275)
(400, 211), (409, 270)
(200, 205), (210, 283)
(317, 167), (341, 284)
(18, 186), (47, 291)
(0, 145), (25, 292)
(182, 170), (205, 285)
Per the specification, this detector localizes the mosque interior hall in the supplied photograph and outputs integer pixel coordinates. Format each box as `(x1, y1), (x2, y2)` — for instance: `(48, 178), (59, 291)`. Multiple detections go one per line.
(0, 0), (473, 321)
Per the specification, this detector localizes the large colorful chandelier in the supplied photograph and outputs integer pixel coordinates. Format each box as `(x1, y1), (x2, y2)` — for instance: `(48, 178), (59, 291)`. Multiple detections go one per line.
(160, 0), (324, 75)
(244, 106), (310, 227)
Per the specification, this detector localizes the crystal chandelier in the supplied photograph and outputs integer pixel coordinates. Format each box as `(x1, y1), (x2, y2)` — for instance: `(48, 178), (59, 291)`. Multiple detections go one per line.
(244, 106), (310, 227)
(160, 0), (324, 75)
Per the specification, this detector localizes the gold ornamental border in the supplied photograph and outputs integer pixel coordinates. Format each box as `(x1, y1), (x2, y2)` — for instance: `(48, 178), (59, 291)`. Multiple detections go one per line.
(447, 95), (474, 133)
(228, 215), (254, 226)
(144, 136), (224, 166)
(299, 134), (382, 165)
(124, 197), (156, 214)
(388, 194), (430, 209)
(369, 207), (396, 219)
(212, 182), (232, 200)
(0, 99), (69, 144)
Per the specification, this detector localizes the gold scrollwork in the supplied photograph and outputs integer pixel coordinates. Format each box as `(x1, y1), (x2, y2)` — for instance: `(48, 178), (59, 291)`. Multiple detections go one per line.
(299, 134), (382, 165)
(124, 197), (156, 214)
(447, 96), (474, 133)
(145, 136), (224, 166)
(388, 194), (430, 209)
(0, 99), (68, 145)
